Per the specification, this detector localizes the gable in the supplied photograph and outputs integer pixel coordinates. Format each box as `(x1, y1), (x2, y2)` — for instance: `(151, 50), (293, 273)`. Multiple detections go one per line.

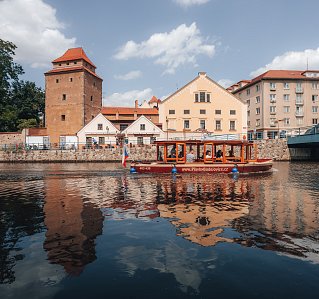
(161, 72), (245, 106)
(77, 113), (118, 134)
(122, 115), (163, 134)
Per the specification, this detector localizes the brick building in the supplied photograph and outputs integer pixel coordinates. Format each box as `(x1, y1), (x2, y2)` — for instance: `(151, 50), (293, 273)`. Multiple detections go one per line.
(45, 48), (103, 144)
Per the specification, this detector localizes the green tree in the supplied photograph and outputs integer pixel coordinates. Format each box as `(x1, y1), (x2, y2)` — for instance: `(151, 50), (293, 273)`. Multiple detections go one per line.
(0, 39), (45, 132)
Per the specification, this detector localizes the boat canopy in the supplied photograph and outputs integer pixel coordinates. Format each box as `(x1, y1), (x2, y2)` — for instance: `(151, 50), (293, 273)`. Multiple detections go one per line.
(155, 140), (258, 164)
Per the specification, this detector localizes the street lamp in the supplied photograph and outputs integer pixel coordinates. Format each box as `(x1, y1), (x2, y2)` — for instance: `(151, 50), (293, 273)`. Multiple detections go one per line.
(276, 119), (284, 138)
(166, 116), (169, 140)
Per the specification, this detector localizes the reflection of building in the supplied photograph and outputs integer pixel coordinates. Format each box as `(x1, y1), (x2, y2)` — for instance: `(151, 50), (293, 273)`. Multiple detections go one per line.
(43, 178), (103, 275)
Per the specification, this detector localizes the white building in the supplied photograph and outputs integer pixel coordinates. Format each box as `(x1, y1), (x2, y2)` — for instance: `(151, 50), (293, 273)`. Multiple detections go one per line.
(122, 115), (165, 145)
(77, 113), (119, 146)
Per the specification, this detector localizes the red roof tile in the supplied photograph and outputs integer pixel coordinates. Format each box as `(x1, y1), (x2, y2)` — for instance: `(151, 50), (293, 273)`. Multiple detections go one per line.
(101, 107), (158, 115)
(45, 66), (102, 80)
(52, 47), (96, 68)
(149, 96), (160, 104)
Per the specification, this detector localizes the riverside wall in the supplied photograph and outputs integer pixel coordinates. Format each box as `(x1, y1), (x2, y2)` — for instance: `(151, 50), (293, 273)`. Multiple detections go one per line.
(0, 139), (290, 162)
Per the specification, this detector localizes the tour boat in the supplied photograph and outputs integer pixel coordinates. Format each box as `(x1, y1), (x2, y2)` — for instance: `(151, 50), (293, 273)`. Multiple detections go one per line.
(130, 140), (273, 174)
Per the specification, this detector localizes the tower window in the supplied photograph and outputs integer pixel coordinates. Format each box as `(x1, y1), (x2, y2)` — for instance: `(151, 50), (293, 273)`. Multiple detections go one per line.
(61, 115), (65, 121)
(69, 78), (73, 82)
(74, 61), (77, 64)
(90, 96), (93, 101)
(62, 94), (66, 101)
(97, 124), (103, 130)
(56, 79), (59, 83)
(59, 63), (61, 66)
(66, 62), (69, 65)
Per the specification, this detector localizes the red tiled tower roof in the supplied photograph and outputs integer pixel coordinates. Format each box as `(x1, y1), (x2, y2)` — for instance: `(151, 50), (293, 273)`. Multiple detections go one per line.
(52, 47), (96, 68)
(149, 96), (161, 104)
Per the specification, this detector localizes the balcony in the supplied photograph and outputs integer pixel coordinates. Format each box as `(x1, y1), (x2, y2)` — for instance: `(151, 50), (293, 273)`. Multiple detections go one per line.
(270, 122), (276, 127)
(295, 111), (304, 117)
(270, 111), (276, 115)
(270, 99), (276, 103)
(295, 100), (304, 105)
(295, 87), (304, 93)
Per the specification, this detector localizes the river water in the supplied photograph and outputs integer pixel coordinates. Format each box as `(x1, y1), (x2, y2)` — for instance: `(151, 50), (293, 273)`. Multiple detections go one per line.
(0, 162), (319, 299)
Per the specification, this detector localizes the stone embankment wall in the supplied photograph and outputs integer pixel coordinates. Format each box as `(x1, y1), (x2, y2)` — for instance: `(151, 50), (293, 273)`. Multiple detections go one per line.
(0, 139), (290, 162)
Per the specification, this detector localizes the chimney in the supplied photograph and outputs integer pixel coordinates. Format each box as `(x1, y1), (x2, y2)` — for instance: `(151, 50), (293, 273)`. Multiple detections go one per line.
(135, 99), (138, 108)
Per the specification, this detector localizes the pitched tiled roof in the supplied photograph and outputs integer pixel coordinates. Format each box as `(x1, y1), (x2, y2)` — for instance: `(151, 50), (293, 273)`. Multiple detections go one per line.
(45, 66), (102, 80)
(149, 96), (161, 104)
(101, 107), (158, 115)
(52, 47), (96, 68)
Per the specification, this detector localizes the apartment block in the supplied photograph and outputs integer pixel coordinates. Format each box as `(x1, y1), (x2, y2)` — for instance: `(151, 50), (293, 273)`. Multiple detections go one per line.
(228, 70), (319, 138)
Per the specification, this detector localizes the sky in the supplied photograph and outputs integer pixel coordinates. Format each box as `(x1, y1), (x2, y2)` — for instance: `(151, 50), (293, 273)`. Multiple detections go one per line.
(1, 0), (319, 106)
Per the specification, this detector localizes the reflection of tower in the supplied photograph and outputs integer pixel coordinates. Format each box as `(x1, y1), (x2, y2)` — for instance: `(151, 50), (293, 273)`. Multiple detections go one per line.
(43, 179), (103, 275)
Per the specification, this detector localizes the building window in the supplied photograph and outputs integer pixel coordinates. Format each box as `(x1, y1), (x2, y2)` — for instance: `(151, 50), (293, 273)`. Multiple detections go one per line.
(92, 115), (94, 119)
(195, 93), (199, 102)
(247, 100), (250, 106)
(284, 118), (290, 126)
(284, 106), (290, 113)
(70, 78), (73, 82)
(256, 96), (260, 103)
(270, 106), (276, 114)
(140, 124), (146, 131)
(312, 95), (318, 102)
(247, 111), (250, 117)
(206, 93), (211, 102)
(200, 92), (206, 102)
(97, 124), (103, 130)
(120, 124), (128, 131)
(56, 79), (59, 83)
(284, 94), (290, 101)
(256, 107), (260, 115)
(62, 94), (66, 101)
(90, 96), (93, 101)
(215, 109), (221, 114)
(256, 119), (260, 127)
(283, 82), (290, 89)
(256, 85), (260, 92)
(169, 109), (175, 114)
(296, 117), (304, 125)
(59, 63), (61, 66)
(66, 62), (69, 65)
(200, 109), (206, 114)
(312, 106), (318, 113)
(200, 120), (206, 129)
(270, 82), (276, 90)
(312, 82), (318, 90)
(137, 137), (144, 145)
(246, 89), (250, 95)
(93, 81), (96, 87)
(215, 120), (221, 130)
(74, 61), (77, 64)
(184, 120), (190, 129)
(296, 94), (303, 104)
(99, 137), (105, 145)
(270, 118), (276, 127)
(247, 121), (250, 127)
(230, 121), (236, 130)
(313, 118), (318, 124)
(184, 109), (190, 114)
(230, 110), (236, 115)
(61, 115), (65, 121)
(270, 94), (276, 102)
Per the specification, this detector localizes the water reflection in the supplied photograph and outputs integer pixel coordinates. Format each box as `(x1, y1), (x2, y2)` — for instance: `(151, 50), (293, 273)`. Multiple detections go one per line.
(0, 162), (319, 298)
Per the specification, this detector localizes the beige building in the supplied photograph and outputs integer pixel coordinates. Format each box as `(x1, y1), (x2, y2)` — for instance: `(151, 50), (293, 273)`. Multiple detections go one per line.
(159, 72), (247, 139)
(228, 70), (319, 139)
(45, 48), (103, 144)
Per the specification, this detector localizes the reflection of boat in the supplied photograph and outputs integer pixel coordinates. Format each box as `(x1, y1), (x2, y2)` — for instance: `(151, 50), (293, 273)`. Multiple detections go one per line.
(132, 140), (272, 173)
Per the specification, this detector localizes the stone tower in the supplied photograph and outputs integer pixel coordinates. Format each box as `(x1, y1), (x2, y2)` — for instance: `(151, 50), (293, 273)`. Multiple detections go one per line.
(45, 48), (103, 144)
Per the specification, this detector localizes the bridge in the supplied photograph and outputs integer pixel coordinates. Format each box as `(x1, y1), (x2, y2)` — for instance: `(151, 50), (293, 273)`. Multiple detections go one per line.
(288, 127), (319, 161)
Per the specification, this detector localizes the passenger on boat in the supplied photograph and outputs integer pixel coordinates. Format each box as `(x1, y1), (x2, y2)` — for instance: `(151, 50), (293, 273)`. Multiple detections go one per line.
(216, 150), (223, 158)
(205, 150), (212, 159)
(169, 145), (176, 158)
(228, 150), (234, 157)
(186, 149), (195, 163)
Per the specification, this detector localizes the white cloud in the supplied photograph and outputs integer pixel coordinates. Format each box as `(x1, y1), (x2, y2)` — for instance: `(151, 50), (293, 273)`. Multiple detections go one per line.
(217, 79), (234, 88)
(250, 48), (319, 78)
(114, 70), (142, 80)
(114, 22), (215, 74)
(0, 0), (76, 68)
(174, 0), (210, 8)
(103, 88), (153, 106)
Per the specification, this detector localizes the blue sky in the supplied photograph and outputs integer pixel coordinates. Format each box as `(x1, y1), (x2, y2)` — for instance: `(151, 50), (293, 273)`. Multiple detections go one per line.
(1, 0), (319, 106)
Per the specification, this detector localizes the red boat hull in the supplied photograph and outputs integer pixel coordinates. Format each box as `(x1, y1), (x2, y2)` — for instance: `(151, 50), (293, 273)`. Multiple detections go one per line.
(131, 159), (273, 174)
